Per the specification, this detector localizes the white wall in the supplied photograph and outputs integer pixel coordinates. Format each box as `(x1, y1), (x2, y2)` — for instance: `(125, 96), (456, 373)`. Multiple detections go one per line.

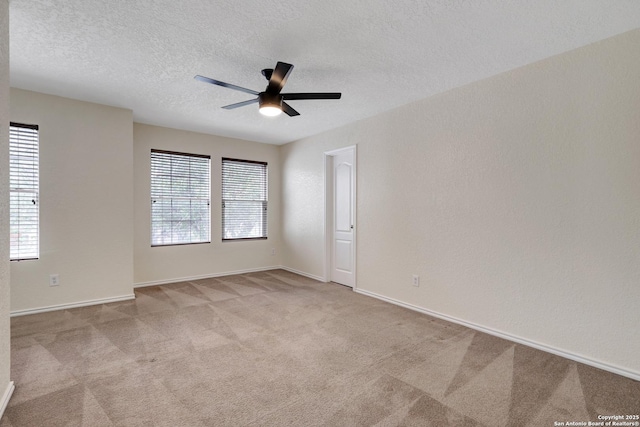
(280, 29), (640, 377)
(133, 123), (281, 285)
(10, 89), (134, 312)
(0, 0), (12, 412)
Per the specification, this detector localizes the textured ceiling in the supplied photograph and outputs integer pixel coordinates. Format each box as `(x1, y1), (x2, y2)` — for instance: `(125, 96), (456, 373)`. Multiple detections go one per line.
(9, 1), (640, 145)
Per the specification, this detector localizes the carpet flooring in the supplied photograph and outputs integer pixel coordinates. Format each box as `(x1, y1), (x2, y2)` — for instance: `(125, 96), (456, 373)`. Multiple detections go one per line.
(2, 269), (638, 426)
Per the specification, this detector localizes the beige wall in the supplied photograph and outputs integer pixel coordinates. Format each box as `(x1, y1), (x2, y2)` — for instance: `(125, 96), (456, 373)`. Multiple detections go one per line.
(0, 0), (11, 409)
(133, 123), (281, 285)
(280, 29), (640, 376)
(9, 89), (134, 312)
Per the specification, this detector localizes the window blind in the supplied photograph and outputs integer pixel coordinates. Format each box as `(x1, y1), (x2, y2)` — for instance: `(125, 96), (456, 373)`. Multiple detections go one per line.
(222, 158), (268, 240)
(150, 149), (211, 246)
(9, 123), (40, 261)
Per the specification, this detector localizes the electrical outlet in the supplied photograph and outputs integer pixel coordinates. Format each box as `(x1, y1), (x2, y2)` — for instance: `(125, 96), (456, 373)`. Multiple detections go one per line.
(412, 275), (420, 287)
(50, 274), (60, 287)
(270, 248), (276, 256)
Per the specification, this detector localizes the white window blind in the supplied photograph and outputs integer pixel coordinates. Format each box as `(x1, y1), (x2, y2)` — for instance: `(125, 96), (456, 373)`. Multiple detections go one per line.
(9, 123), (40, 261)
(151, 150), (210, 246)
(222, 158), (268, 240)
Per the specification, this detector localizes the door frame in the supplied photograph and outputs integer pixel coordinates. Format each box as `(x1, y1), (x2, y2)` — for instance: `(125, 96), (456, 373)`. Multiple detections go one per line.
(323, 145), (357, 289)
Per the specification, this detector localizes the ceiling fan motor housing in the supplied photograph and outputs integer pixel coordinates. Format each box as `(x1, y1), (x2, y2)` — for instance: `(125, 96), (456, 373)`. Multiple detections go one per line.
(259, 92), (282, 109)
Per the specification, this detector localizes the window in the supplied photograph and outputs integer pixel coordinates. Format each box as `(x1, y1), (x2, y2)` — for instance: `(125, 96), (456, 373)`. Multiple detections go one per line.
(222, 158), (267, 240)
(9, 123), (40, 261)
(150, 150), (210, 246)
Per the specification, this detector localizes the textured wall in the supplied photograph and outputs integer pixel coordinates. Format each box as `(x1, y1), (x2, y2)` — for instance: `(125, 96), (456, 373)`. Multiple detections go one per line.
(281, 139), (332, 278)
(133, 123), (281, 285)
(0, 0), (11, 406)
(9, 89), (134, 312)
(280, 29), (640, 376)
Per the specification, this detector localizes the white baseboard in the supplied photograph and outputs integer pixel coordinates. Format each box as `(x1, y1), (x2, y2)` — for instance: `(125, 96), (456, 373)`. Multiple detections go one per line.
(10, 294), (135, 317)
(133, 266), (283, 288)
(0, 381), (15, 420)
(355, 288), (640, 382)
(278, 266), (325, 282)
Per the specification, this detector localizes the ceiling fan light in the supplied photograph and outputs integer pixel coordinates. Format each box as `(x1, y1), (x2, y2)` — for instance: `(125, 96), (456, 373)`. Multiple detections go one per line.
(258, 93), (282, 116)
(259, 105), (282, 116)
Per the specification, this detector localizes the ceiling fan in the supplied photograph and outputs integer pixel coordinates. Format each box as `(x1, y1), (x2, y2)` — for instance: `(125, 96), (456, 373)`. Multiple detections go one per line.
(195, 61), (341, 117)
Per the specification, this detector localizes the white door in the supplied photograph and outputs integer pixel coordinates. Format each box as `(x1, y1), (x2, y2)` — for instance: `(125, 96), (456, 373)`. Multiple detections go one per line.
(331, 148), (355, 287)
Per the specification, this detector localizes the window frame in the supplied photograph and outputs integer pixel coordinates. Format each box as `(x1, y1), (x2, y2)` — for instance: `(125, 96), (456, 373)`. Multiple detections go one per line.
(150, 149), (211, 247)
(221, 157), (268, 241)
(9, 122), (40, 261)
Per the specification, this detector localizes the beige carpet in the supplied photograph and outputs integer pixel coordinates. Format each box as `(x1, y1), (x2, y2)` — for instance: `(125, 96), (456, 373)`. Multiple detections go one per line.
(2, 269), (638, 426)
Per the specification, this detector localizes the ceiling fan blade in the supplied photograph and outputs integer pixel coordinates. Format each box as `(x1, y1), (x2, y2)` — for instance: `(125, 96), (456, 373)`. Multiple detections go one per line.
(194, 75), (259, 95)
(266, 62), (293, 94)
(221, 98), (259, 110)
(281, 102), (300, 117)
(282, 93), (342, 100)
